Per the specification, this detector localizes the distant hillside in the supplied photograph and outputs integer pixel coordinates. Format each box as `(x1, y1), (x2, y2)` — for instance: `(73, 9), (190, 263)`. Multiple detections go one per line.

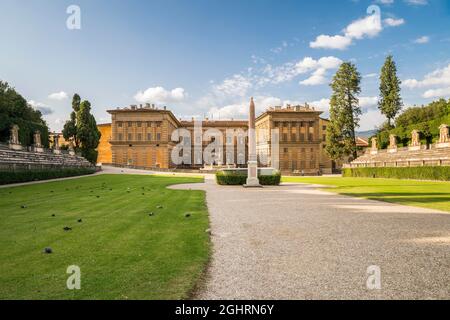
(356, 129), (378, 138)
(376, 98), (450, 149)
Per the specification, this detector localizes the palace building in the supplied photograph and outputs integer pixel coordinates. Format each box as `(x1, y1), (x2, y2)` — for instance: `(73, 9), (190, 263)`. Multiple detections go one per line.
(96, 103), (338, 174)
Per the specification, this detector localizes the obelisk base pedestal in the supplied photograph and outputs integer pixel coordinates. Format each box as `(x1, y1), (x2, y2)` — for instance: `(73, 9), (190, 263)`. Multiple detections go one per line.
(244, 161), (261, 188)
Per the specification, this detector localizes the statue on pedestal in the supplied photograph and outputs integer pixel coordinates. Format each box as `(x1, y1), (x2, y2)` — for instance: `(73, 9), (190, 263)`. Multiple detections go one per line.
(8, 124), (23, 150)
(370, 137), (378, 154)
(68, 138), (76, 156)
(437, 124), (450, 148)
(33, 130), (44, 152)
(409, 130), (421, 150)
(388, 134), (397, 153)
(52, 133), (61, 154)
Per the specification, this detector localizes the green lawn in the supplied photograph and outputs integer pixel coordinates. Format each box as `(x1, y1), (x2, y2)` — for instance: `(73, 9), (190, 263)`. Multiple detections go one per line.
(282, 176), (450, 212)
(0, 174), (209, 300)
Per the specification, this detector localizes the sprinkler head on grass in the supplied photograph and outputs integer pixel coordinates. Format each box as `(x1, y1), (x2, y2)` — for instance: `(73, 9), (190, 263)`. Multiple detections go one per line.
(78, 219), (82, 223)
(149, 212), (155, 217)
(185, 213), (191, 218)
(157, 205), (163, 209)
(20, 205), (27, 209)
(63, 226), (72, 231)
(43, 247), (53, 254)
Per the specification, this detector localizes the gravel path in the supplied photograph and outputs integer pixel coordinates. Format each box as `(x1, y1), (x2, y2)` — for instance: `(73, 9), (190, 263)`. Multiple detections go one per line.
(171, 176), (450, 300)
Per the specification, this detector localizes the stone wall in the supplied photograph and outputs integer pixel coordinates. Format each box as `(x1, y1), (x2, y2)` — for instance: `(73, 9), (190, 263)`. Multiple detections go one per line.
(0, 143), (93, 171)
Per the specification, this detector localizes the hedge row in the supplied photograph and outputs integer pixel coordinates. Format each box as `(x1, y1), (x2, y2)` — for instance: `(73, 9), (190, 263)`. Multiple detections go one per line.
(0, 167), (96, 185)
(216, 171), (281, 186)
(343, 166), (450, 181)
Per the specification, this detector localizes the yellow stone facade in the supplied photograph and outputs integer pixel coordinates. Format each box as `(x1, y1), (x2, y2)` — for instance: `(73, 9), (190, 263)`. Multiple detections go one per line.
(97, 104), (335, 174)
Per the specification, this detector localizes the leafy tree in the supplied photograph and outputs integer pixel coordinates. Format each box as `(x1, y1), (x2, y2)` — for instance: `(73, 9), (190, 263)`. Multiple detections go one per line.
(0, 81), (49, 147)
(62, 94), (81, 148)
(63, 94), (101, 164)
(326, 62), (362, 160)
(76, 100), (101, 164)
(378, 55), (403, 126)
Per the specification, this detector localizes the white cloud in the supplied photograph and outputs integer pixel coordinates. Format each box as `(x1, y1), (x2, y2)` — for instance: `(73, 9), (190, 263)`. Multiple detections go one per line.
(28, 100), (54, 115)
(308, 98), (331, 111)
(207, 96), (283, 120)
(359, 96), (379, 110)
(310, 6), (404, 51)
(404, 63), (450, 99)
(213, 75), (252, 97)
(404, 64), (450, 88)
(384, 18), (405, 27)
(359, 109), (385, 131)
(310, 35), (352, 50)
(414, 36), (430, 44)
(405, 0), (428, 6)
(310, 6), (386, 50)
(48, 91), (68, 100)
(364, 73), (378, 78)
(377, 0), (394, 4)
(344, 12), (382, 40)
(300, 68), (328, 86)
(423, 87), (450, 98)
(134, 86), (186, 104)
(263, 56), (342, 86)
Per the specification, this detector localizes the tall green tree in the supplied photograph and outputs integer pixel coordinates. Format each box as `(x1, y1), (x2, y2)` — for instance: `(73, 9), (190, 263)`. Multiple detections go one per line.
(62, 94), (101, 164)
(325, 62), (362, 160)
(378, 55), (402, 126)
(76, 100), (101, 164)
(63, 94), (81, 148)
(0, 81), (49, 146)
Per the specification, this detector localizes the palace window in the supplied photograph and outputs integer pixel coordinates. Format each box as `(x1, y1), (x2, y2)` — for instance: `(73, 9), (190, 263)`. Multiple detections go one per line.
(137, 122), (142, 127)
(291, 134), (296, 141)
(128, 133), (132, 141)
(137, 133), (142, 141)
(283, 133), (288, 141)
(117, 122), (123, 128)
(299, 133), (305, 142)
(147, 133), (152, 141)
(323, 134), (326, 141)
(118, 133), (123, 141)
(156, 133), (161, 141)
(284, 148), (288, 153)
(128, 121), (132, 127)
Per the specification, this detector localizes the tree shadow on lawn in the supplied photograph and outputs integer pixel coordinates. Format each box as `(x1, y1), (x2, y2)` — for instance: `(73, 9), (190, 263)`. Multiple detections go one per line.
(340, 192), (450, 211)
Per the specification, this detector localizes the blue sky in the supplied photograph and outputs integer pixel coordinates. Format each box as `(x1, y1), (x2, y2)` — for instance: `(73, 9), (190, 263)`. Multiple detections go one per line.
(1, 0), (450, 131)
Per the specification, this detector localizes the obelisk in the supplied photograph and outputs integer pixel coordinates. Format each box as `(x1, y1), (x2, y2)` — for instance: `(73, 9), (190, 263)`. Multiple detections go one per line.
(245, 97), (261, 187)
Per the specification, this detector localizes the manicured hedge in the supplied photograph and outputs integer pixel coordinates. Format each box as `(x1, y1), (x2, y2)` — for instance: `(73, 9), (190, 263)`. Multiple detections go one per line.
(216, 170), (281, 186)
(343, 166), (450, 181)
(0, 167), (96, 185)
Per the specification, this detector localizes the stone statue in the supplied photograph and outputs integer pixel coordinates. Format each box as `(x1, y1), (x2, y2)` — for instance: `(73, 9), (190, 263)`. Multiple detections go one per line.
(439, 124), (449, 143)
(389, 134), (397, 149)
(33, 130), (44, 152)
(410, 130), (421, 147)
(9, 125), (19, 144)
(370, 137), (378, 151)
(8, 124), (22, 150)
(52, 133), (61, 154)
(33, 130), (42, 147)
(68, 138), (75, 156)
(370, 137), (378, 154)
(244, 97), (261, 187)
